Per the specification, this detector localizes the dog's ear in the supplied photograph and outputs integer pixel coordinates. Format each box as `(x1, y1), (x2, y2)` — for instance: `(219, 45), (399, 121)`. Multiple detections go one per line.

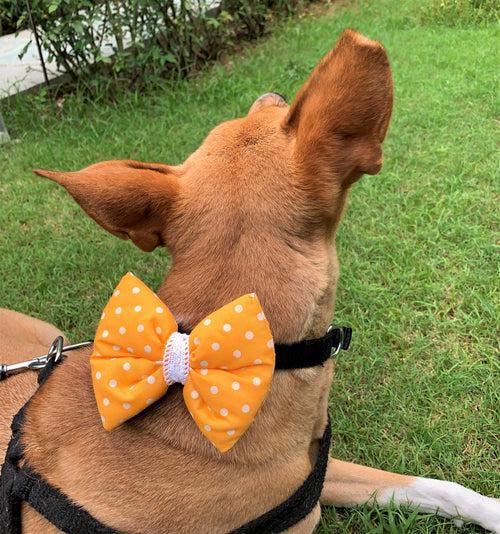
(34, 160), (179, 252)
(284, 29), (393, 188)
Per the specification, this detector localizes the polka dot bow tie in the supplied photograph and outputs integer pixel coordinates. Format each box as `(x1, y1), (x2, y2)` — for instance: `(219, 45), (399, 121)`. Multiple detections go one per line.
(91, 273), (275, 452)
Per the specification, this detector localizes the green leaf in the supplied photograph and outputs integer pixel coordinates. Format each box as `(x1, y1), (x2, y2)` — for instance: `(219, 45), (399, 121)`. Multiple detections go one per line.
(163, 52), (177, 64)
(48, 1), (60, 14)
(17, 41), (31, 61)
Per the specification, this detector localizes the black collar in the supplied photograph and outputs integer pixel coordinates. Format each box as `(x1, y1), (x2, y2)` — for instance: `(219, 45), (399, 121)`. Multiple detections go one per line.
(0, 326), (352, 382)
(273, 325), (352, 369)
(177, 324), (352, 370)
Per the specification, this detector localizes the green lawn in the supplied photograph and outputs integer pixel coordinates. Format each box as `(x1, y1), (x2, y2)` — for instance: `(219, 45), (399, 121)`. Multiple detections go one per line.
(1, 0), (498, 532)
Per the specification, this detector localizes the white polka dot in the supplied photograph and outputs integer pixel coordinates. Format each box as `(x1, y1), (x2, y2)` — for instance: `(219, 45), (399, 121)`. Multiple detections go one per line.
(123, 402), (131, 410)
(204, 424), (212, 432)
(101, 415), (106, 423)
(122, 362), (131, 371)
(194, 337), (201, 345)
(109, 379), (117, 388)
(134, 305), (142, 312)
(234, 304), (243, 313)
(242, 404), (251, 413)
(144, 345), (152, 353)
(190, 390), (199, 399)
(103, 397), (110, 406)
(227, 429), (235, 436)
(101, 312), (106, 319)
(114, 290), (120, 297)
(203, 318), (211, 326)
(223, 323), (232, 332)
(221, 365), (228, 370)
(245, 331), (254, 340)
(156, 306), (164, 314)
(112, 345), (120, 351)
(155, 326), (162, 335)
(210, 385), (219, 394)
(137, 324), (144, 333)
(267, 339), (274, 348)
(147, 375), (156, 384)
(200, 369), (208, 376)
(132, 286), (140, 294)
(95, 371), (102, 380)
(127, 347), (134, 353)
(220, 408), (229, 417)
(252, 377), (261, 386)
(231, 381), (240, 390)
(115, 306), (122, 315)
(257, 312), (265, 321)
(233, 350), (242, 358)
(211, 342), (220, 351)
(146, 399), (154, 406)
(102, 330), (109, 338)
(254, 358), (262, 365)
(200, 360), (209, 367)
(119, 326), (126, 335)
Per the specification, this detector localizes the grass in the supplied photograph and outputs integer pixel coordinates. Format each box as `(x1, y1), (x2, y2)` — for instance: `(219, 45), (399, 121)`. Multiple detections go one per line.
(1, 0), (498, 532)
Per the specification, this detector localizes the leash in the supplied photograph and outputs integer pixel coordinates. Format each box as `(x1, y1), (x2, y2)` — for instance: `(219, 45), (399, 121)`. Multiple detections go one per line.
(0, 337), (93, 381)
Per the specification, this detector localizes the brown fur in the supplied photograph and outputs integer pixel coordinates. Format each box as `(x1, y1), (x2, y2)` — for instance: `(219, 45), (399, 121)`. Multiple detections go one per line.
(1, 29), (395, 533)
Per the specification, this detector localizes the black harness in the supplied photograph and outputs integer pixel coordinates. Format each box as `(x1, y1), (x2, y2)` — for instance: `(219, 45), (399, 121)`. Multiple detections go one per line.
(1, 327), (351, 534)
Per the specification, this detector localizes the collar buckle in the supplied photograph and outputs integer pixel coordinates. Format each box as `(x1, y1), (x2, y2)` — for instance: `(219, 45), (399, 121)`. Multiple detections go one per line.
(328, 326), (352, 357)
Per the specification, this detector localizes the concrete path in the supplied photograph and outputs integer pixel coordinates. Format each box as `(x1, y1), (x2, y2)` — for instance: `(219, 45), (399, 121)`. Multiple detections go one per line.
(0, 0), (221, 99)
(0, 29), (61, 98)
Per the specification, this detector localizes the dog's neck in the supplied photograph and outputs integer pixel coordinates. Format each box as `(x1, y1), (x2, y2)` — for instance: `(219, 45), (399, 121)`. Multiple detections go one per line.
(156, 238), (339, 346)
(119, 241), (340, 463)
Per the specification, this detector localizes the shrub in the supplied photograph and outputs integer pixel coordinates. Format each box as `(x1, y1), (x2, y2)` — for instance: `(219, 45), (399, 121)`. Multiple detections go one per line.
(423, 0), (498, 26)
(12, 0), (311, 97)
(0, 0), (25, 36)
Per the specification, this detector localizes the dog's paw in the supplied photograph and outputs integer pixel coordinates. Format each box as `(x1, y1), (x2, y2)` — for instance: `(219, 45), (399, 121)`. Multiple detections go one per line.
(384, 478), (500, 533)
(441, 485), (500, 533)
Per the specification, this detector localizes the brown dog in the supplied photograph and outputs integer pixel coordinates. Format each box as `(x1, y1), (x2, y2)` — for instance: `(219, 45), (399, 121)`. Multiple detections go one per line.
(1, 29), (499, 533)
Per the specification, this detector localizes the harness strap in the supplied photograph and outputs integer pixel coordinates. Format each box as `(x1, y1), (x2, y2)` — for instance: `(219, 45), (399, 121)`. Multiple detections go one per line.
(1, 342), (336, 534)
(0, 407), (25, 533)
(10, 466), (118, 534)
(230, 419), (331, 533)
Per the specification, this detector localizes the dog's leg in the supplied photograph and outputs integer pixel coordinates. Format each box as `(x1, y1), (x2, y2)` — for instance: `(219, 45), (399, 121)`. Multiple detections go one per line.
(284, 503), (321, 534)
(0, 308), (66, 364)
(0, 309), (67, 455)
(320, 457), (500, 533)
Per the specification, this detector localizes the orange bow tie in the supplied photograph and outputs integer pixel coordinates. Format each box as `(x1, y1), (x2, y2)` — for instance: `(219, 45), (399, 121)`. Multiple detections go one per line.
(91, 273), (275, 452)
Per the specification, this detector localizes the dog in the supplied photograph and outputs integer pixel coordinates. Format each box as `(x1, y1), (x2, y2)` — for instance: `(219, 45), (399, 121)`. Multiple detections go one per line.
(1, 29), (499, 533)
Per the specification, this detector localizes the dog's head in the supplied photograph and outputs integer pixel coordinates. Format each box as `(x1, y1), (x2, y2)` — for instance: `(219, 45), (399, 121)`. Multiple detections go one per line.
(35, 29), (392, 341)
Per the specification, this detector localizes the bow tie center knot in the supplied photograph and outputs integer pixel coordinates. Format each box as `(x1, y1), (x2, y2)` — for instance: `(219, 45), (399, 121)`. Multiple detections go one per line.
(163, 332), (190, 385)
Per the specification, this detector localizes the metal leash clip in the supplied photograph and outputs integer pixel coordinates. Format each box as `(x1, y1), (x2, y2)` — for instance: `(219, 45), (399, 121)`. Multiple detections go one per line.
(0, 337), (93, 381)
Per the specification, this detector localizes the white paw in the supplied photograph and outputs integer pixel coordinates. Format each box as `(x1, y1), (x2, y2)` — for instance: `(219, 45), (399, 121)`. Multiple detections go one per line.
(379, 478), (500, 533)
(437, 481), (500, 533)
